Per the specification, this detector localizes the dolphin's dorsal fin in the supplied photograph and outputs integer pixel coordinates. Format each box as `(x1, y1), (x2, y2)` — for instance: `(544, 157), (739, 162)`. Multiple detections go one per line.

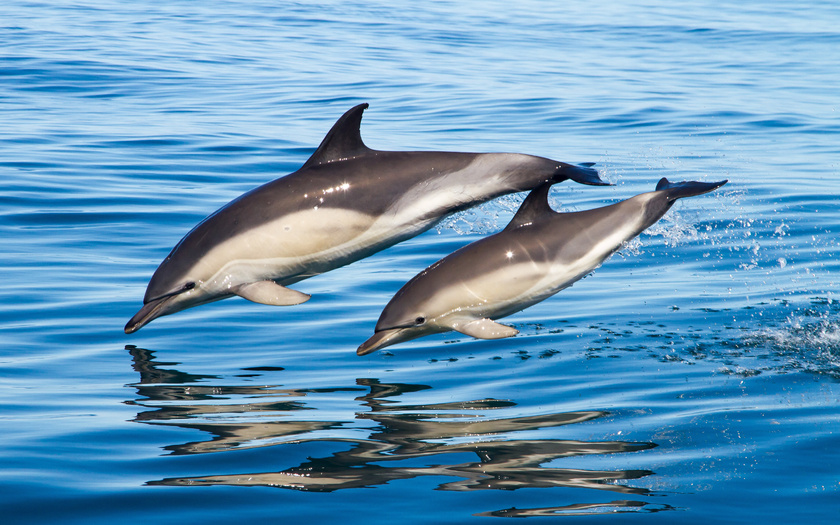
(503, 182), (556, 231)
(301, 103), (372, 169)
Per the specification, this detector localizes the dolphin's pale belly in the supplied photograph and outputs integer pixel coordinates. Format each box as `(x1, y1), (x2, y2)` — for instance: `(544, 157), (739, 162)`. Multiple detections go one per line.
(196, 204), (443, 293)
(193, 174), (516, 294)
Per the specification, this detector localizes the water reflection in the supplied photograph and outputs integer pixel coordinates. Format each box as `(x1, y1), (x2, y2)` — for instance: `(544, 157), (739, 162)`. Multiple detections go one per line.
(127, 346), (662, 512)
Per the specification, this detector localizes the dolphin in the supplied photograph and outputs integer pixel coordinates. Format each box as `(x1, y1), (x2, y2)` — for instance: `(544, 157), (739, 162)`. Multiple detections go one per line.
(126, 103), (608, 333)
(357, 177), (728, 355)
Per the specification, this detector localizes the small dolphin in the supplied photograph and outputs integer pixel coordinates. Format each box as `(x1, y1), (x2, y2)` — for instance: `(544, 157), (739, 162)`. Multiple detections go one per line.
(126, 103), (607, 333)
(357, 177), (727, 355)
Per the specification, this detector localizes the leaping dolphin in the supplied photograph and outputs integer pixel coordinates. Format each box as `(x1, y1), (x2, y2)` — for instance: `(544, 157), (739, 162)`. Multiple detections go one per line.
(357, 177), (728, 355)
(126, 103), (608, 333)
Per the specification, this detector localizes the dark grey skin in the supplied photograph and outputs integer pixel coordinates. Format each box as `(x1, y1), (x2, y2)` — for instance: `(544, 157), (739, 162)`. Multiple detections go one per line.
(358, 178), (728, 355)
(126, 103), (608, 333)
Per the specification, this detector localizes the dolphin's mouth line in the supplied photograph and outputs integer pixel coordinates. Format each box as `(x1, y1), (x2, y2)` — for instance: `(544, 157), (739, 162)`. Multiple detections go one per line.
(375, 322), (415, 332)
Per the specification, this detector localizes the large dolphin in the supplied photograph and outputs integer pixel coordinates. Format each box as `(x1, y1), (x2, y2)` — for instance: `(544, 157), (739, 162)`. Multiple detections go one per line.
(126, 103), (608, 333)
(357, 177), (727, 355)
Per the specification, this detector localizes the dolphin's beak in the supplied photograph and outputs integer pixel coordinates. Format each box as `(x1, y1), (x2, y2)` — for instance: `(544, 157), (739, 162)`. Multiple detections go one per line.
(357, 328), (410, 356)
(124, 296), (171, 334)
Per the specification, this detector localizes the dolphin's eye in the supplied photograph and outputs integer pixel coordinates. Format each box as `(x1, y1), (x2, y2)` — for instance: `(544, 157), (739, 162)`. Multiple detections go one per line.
(415, 316), (426, 326)
(184, 282), (196, 291)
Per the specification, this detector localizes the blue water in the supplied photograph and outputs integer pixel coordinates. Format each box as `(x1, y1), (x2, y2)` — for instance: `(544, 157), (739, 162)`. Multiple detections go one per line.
(2, 1), (839, 523)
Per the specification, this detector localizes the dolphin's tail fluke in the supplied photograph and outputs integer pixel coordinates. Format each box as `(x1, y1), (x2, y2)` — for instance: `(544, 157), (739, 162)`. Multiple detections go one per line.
(557, 162), (612, 186)
(655, 178), (728, 201)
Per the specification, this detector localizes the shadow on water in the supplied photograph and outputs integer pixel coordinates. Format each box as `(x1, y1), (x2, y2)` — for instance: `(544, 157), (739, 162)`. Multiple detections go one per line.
(125, 346), (669, 516)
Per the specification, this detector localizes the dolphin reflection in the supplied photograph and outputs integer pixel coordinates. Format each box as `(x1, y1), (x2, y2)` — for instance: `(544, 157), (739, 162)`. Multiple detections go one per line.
(475, 500), (677, 517)
(127, 346), (659, 497)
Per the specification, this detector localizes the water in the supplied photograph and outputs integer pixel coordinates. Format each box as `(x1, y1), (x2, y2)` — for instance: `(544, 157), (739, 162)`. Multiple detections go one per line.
(2, 1), (838, 523)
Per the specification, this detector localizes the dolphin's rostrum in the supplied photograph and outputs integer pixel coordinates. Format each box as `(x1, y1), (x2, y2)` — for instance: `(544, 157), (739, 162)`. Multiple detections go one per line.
(126, 104), (607, 333)
(357, 178), (728, 355)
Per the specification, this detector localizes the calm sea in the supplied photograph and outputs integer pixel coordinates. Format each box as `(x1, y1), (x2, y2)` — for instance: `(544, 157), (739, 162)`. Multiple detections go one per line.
(1, 1), (838, 523)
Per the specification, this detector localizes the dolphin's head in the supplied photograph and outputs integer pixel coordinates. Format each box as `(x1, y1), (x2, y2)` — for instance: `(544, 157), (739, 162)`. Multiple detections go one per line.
(357, 268), (460, 355)
(356, 309), (444, 356)
(124, 250), (223, 334)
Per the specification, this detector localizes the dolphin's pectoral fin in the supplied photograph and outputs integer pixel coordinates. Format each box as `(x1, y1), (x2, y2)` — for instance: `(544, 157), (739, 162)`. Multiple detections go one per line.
(234, 281), (311, 306)
(451, 318), (519, 340)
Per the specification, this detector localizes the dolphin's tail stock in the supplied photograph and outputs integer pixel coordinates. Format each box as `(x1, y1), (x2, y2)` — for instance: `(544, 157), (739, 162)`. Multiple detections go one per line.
(655, 178), (728, 201)
(555, 162), (611, 186)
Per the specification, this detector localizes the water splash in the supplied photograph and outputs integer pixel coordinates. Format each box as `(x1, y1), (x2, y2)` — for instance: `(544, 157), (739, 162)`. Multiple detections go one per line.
(742, 311), (840, 376)
(436, 192), (526, 235)
(645, 210), (703, 248)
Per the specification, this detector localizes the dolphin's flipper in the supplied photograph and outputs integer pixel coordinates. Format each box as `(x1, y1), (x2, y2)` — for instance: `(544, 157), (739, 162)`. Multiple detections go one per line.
(451, 318), (519, 339)
(234, 281), (311, 306)
(655, 178), (728, 201)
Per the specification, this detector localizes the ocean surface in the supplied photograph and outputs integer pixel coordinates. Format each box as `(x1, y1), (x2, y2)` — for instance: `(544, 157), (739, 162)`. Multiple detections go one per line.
(2, 1), (838, 523)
